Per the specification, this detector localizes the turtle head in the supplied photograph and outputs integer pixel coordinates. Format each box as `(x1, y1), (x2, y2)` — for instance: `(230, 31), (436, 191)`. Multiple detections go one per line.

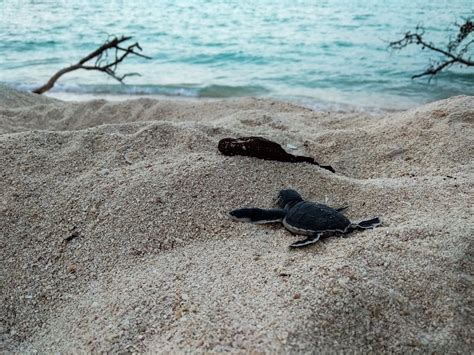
(276, 189), (303, 209)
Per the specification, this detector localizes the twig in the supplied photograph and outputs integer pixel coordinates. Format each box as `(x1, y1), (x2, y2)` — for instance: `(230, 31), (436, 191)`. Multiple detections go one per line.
(389, 19), (473, 80)
(33, 35), (151, 94)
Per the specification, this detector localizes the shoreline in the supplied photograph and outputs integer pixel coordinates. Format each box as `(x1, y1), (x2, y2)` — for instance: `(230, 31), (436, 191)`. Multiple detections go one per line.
(0, 81), (412, 113)
(1, 87), (472, 353)
(43, 90), (407, 114)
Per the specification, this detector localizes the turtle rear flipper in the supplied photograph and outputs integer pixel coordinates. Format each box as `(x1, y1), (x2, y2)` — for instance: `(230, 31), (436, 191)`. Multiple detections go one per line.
(350, 217), (381, 230)
(289, 233), (321, 248)
(229, 208), (286, 223)
(335, 206), (349, 213)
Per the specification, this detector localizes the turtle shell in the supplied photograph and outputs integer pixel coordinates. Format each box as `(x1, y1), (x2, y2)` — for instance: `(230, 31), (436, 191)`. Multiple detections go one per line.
(283, 201), (350, 235)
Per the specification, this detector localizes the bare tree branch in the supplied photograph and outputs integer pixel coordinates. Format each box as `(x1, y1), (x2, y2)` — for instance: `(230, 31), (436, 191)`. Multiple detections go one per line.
(411, 59), (457, 80)
(389, 19), (473, 80)
(32, 35), (151, 94)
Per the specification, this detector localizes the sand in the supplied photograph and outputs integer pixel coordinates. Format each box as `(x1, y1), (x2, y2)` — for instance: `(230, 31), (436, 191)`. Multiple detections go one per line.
(0, 85), (472, 353)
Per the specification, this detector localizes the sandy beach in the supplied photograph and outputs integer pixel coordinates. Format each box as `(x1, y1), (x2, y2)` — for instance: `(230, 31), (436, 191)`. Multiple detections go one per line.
(0, 86), (472, 352)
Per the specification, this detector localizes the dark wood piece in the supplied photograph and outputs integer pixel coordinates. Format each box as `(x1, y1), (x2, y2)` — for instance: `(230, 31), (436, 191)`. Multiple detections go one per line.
(218, 136), (335, 173)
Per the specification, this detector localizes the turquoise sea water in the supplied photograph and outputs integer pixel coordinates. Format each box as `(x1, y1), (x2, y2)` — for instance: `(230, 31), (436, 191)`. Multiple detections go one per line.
(0, 1), (473, 110)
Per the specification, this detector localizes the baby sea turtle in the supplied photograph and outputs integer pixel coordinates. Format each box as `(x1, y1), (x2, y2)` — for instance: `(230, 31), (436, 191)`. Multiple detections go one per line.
(229, 189), (380, 248)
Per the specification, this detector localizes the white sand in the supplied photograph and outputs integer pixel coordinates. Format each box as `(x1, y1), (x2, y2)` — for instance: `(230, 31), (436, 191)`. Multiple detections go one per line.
(0, 85), (472, 353)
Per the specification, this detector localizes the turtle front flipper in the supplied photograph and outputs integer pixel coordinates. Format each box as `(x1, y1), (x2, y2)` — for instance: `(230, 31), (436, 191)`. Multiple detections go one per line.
(289, 233), (321, 248)
(229, 208), (286, 224)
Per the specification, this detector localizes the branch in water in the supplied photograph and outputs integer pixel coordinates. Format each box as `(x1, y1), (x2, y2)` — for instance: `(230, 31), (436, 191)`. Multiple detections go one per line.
(389, 19), (473, 80)
(33, 35), (151, 94)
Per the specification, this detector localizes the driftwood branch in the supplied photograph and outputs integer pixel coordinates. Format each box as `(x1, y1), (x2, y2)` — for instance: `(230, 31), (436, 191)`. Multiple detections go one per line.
(389, 19), (473, 80)
(218, 137), (335, 173)
(33, 35), (151, 94)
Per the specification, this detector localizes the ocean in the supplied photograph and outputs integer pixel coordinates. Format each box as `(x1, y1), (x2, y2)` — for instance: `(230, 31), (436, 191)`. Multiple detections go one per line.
(1, 0), (472, 111)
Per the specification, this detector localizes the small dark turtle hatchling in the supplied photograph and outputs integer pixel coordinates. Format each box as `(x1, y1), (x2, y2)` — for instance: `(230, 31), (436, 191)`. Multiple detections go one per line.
(229, 189), (380, 248)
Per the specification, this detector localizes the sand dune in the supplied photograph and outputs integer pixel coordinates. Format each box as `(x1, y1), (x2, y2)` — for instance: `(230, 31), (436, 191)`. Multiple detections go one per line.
(1, 86), (472, 352)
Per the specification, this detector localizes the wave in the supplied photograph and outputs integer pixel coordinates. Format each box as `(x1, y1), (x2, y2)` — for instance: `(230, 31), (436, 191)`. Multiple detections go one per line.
(4, 81), (414, 113)
(7, 82), (270, 98)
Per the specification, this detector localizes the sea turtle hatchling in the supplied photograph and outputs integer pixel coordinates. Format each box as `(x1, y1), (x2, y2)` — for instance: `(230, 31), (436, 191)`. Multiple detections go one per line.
(229, 189), (381, 248)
